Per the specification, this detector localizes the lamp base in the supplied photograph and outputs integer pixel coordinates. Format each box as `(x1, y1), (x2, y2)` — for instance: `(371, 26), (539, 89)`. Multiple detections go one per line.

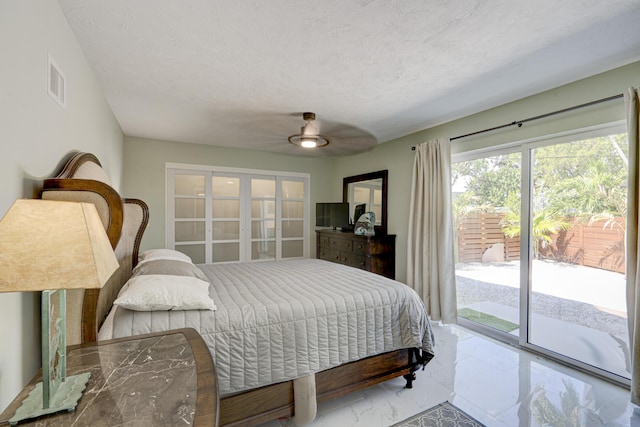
(8, 372), (91, 426)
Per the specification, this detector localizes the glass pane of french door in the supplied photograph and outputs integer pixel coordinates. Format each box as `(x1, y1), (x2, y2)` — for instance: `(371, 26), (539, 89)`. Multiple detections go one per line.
(529, 134), (629, 379)
(212, 175), (241, 262)
(281, 179), (305, 258)
(250, 178), (276, 260)
(173, 172), (206, 263)
(453, 152), (522, 336)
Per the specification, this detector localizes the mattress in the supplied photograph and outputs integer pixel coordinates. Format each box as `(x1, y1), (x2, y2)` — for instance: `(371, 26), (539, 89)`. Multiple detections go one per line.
(103, 258), (434, 396)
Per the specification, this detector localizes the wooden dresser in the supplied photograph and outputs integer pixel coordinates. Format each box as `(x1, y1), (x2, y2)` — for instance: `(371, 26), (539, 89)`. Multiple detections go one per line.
(316, 229), (396, 279)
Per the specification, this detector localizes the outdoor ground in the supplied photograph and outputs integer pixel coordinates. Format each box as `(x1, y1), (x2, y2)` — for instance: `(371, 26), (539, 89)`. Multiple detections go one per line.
(455, 259), (630, 378)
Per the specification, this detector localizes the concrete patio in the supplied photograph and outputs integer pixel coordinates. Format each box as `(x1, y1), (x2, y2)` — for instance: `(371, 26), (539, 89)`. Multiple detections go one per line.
(455, 259), (630, 379)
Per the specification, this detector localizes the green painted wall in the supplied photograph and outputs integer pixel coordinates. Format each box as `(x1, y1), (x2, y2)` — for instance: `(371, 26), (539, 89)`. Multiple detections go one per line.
(123, 137), (336, 252)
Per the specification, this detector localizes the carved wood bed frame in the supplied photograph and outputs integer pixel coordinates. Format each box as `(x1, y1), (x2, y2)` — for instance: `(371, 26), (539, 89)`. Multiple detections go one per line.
(42, 152), (427, 427)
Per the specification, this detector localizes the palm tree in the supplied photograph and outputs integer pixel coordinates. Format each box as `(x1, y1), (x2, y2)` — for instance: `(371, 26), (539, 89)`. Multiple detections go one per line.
(501, 209), (570, 259)
(549, 160), (626, 226)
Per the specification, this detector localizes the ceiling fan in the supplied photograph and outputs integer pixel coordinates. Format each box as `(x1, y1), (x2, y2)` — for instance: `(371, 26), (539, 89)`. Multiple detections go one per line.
(288, 112), (330, 148)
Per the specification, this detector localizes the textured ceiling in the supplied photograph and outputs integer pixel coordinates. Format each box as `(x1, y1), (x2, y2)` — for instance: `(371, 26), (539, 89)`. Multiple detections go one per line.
(58, 0), (640, 157)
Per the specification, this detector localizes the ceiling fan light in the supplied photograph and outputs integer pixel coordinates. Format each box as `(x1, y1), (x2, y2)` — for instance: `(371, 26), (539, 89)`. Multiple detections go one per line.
(287, 112), (330, 149)
(300, 138), (317, 148)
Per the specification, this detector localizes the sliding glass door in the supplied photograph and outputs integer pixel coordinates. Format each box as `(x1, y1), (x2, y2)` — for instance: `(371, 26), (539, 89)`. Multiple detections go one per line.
(453, 151), (522, 337)
(528, 135), (629, 379)
(453, 126), (630, 382)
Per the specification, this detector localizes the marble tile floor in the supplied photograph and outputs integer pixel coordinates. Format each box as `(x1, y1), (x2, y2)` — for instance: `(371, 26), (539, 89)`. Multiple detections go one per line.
(259, 324), (637, 427)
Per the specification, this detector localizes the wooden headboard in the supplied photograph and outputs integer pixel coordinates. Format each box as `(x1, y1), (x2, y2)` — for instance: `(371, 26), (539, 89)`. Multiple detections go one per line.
(41, 152), (149, 344)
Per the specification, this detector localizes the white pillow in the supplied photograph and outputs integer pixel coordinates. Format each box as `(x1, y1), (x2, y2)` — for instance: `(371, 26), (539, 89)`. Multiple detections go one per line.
(138, 249), (192, 265)
(114, 275), (216, 311)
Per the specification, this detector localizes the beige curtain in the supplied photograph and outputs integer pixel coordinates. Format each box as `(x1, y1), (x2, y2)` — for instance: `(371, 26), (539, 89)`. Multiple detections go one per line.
(627, 86), (640, 404)
(407, 138), (457, 323)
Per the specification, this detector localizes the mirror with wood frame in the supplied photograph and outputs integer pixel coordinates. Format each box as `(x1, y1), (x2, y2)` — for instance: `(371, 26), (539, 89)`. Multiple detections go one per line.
(343, 170), (388, 235)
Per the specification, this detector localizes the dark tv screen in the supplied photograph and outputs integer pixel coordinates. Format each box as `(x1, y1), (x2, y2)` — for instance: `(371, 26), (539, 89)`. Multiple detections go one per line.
(316, 202), (350, 229)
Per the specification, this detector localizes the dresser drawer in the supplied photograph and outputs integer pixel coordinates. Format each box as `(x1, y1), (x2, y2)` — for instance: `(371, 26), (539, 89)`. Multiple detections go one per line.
(318, 248), (338, 261)
(329, 237), (353, 252)
(352, 240), (367, 255)
(338, 251), (356, 264)
(347, 253), (367, 270)
(332, 251), (365, 269)
(317, 234), (330, 248)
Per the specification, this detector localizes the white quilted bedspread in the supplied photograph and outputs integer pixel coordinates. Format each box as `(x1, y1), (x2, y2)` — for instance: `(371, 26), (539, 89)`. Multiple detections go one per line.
(107, 258), (435, 396)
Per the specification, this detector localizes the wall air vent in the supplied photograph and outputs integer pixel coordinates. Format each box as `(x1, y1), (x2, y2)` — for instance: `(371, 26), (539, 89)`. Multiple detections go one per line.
(48, 54), (66, 110)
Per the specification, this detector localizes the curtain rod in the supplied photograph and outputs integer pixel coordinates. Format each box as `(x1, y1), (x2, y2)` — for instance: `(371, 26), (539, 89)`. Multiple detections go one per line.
(411, 93), (624, 150)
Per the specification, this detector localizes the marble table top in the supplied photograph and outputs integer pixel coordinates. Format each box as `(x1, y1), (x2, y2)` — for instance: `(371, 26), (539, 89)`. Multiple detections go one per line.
(0, 328), (217, 426)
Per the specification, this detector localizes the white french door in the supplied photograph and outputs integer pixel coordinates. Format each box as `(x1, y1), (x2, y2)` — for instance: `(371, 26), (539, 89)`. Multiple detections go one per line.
(167, 165), (309, 264)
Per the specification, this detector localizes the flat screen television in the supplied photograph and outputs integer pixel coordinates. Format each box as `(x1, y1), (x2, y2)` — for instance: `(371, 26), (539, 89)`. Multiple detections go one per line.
(316, 202), (350, 230)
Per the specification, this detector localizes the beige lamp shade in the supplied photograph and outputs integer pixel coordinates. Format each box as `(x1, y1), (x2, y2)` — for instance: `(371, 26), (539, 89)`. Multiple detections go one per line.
(0, 199), (119, 292)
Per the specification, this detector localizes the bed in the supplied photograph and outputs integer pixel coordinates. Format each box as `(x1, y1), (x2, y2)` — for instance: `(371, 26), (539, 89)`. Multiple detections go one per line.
(41, 152), (435, 427)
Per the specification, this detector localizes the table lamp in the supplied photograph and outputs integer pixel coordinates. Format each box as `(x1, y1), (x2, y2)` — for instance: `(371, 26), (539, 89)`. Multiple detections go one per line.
(0, 199), (119, 425)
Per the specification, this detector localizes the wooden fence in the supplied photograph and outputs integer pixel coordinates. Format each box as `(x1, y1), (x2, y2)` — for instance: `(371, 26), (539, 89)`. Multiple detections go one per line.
(455, 212), (625, 273)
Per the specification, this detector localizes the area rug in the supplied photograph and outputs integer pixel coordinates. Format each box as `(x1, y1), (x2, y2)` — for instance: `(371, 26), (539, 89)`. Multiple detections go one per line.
(458, 307), (519, 332)
(390, 401), (486, 427)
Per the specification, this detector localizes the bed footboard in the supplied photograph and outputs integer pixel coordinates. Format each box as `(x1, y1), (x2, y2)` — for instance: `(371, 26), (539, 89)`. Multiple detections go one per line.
(219, 348), (423, 427)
